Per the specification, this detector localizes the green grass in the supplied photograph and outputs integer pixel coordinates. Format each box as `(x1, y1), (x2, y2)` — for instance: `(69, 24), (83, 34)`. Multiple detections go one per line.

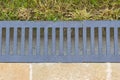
(0, 0), (120, 20)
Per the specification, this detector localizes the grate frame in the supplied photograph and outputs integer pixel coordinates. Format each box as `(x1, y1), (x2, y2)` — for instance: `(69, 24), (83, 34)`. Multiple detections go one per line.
(0, 21), (120, 63)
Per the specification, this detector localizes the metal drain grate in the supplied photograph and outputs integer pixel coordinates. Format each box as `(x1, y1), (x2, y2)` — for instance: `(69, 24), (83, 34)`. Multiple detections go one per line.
(0, 21), (120, 63)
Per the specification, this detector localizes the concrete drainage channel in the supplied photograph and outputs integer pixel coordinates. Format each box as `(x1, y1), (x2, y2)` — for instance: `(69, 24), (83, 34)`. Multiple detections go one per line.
(0, 21), (120, 62)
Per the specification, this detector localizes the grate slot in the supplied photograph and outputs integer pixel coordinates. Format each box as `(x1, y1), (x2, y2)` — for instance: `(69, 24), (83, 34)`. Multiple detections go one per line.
(0, 27), (2, 55)
(118, 28), (120, 55)
(114, 27), (118, 55)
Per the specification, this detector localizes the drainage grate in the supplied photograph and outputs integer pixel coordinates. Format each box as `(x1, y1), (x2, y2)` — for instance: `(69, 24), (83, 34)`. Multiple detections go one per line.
(0, 21), (120, 62)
